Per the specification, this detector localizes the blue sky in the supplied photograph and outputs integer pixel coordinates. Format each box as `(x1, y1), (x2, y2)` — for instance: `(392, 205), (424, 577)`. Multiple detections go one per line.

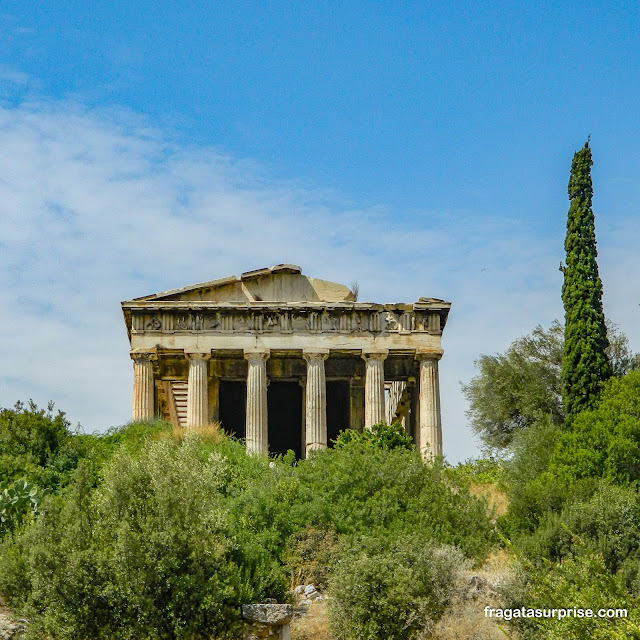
(1, 2), (639, 461)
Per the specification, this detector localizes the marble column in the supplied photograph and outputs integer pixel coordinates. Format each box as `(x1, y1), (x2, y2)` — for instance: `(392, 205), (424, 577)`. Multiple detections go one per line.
(418, 354), (443, 459)
(244, 349), (270, 455)
(131, 352), (154, 421)
(304, 350), (329, 454)
(186, 352), (210, 429)
(362, 350), (388, 429)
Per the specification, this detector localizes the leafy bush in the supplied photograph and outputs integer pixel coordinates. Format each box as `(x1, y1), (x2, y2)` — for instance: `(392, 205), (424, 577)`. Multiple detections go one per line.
(0, 436), (289, 640)
(0, 401), (74, 489)
(328, 534), (465, 640)
(0, 419), (499, 640)
(444, 457), (504, 487)
(292, 440), (496, 560)
(499, 416), (599, 535)
(502, 373), (640, 536)
(505, 545), (640, 639)
(285, 525), (338, 590)
(0, 479), (48, 537)
(548, 372), (640, 485)
(512, 482), (640, 594)
(334, 421), (414, 450)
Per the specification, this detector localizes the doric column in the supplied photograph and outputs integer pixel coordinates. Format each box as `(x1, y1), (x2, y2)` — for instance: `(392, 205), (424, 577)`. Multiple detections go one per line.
(418, 353), (443, 459)
(186, 352), (210, 429)
(362, 350), (388, 429)
(131, 351), (155, 421)
(244, 349), (270, 455)
(304, 350), (329, 454)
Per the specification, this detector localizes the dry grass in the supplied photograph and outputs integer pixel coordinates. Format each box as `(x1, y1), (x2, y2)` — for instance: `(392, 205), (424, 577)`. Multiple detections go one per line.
(430, 602), (511, 640)
(153, 421), (225, 444)
(480, 548), (512, 574)
(290, 600), (332, 640)
(431, 548), (515, 640)
(469, 482), (508, 519)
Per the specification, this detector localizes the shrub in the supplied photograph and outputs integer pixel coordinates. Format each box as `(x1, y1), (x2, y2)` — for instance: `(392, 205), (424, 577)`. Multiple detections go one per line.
(502, 373), (640, 536)
(444, 457), (504, 488)
(0, 436), (289, 640)
(512, 482), (640, 593)
(505, 545), (640, 639)
(0, 401), (72, 489)
(285, 525), (338, 590)
(0, 420), (499, 639)
(500, 416), (581, 535)
(548, 372), (640, 485)
(328, 534), (464, 640)
(333, 421), (413, 450)
(0, 479), (48, 538)
(292, 440), (496, 560)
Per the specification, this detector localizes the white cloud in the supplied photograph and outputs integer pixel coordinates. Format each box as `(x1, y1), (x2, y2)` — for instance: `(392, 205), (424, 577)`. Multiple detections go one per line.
(1, 100), (638, 460)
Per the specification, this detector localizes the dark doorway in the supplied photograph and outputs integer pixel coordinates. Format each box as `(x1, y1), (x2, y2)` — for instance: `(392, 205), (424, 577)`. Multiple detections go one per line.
(327, 380), (350, 446)
(219, 381), (246, 439)
(268, 382), (303, 458)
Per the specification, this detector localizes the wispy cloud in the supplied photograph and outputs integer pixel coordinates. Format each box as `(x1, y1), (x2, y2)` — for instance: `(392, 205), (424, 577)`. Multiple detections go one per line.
(1, 100), (638, 461)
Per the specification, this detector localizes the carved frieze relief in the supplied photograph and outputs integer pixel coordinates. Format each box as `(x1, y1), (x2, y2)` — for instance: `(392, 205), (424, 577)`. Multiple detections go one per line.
(131, 308), (442, 335)
(174, 313), (205, 331)
(146, 315), (162, 331)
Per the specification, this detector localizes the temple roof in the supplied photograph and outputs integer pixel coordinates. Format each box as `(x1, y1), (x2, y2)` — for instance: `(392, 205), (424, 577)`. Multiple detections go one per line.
(130, 264), (356, 303)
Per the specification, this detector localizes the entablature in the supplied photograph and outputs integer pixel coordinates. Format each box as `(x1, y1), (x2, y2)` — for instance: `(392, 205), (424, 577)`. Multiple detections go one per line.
(122, 300), (450, 340)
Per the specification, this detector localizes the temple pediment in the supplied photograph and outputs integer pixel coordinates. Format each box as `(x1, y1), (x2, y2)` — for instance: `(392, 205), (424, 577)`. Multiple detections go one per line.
(132, 264), (355, 304)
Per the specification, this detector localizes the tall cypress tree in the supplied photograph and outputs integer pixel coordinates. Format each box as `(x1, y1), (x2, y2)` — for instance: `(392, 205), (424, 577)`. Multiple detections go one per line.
(561, 140), (611, 421)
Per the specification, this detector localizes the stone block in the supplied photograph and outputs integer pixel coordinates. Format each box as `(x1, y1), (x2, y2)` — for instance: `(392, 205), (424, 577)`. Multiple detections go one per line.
(242, 603), (293, 625)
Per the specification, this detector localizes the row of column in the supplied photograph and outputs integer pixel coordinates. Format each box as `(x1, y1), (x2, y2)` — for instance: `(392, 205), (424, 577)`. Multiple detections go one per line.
(131, 349), (442, 458)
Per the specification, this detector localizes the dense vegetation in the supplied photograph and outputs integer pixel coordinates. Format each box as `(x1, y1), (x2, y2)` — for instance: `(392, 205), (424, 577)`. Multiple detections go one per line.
(462, 320), (639, 452)
(0, 412), (495, 640)
(458, 143), (640, 638)
(3, 368), (639, 639)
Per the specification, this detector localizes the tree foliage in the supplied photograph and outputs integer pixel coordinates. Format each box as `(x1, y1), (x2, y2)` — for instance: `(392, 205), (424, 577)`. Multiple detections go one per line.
(0, 438), (287, 640)
(513, 481), (640, 594)
(462, 322), (564, 450)
(549, 371), (640, 485)
(0, 401), (73, 488)
(506, 544), (640, 640)
(502, 372), (640, 534)
(463, 321), (638, 451)
(0, 422), (497, 640)
(561, 140), (612, 420)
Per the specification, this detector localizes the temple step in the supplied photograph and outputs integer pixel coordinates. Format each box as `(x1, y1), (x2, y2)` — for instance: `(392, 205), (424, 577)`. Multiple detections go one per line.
(170, 381), (188, 427)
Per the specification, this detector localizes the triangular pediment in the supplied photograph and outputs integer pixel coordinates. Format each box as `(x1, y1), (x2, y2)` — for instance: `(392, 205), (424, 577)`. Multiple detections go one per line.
(132, 264), (356, 303)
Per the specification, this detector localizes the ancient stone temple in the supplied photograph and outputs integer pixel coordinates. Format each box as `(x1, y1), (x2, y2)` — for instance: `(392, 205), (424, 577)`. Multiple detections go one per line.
(121, 265), (450, 459)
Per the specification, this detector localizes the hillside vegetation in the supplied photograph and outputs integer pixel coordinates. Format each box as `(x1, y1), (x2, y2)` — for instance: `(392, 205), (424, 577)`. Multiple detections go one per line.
(3, 374), (640, 639)
(0, 408), (496, 640)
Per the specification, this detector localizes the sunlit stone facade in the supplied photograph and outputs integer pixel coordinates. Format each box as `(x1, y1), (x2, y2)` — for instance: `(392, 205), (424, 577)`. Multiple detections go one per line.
(122, 264), (450, 459)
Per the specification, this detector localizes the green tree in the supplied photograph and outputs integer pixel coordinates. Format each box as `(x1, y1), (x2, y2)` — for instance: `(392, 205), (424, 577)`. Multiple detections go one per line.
(0, 400), (79, 490)
(501, 372), (640, 534)
(462, 322), (565, 451)
(462, 321), (638, 451)
(561, 140), (612, 421)
(548, 371), (640, 485)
